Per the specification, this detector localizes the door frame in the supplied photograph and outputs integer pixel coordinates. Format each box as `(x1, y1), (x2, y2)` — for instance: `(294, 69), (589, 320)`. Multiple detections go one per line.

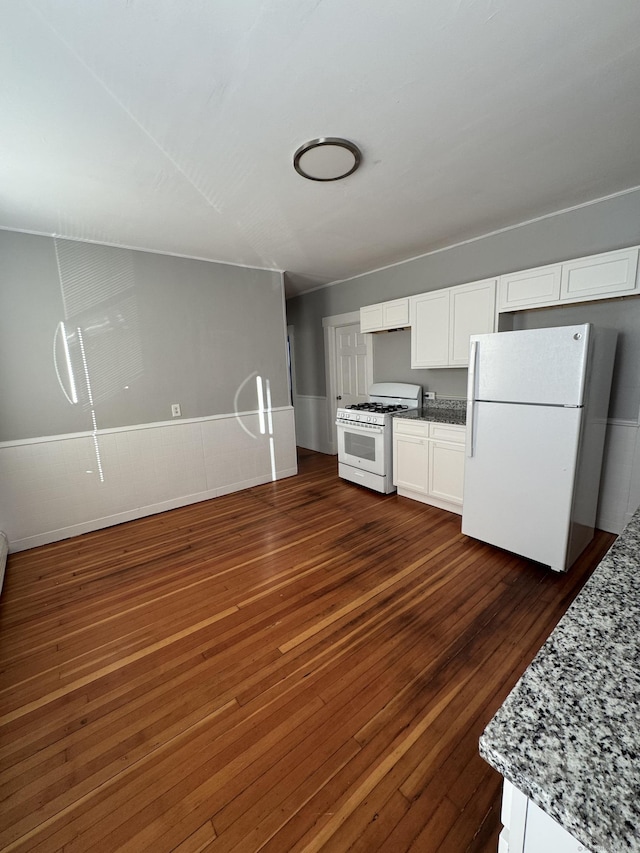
(286, 324), (297, 405)
(323, 311), (374, 454)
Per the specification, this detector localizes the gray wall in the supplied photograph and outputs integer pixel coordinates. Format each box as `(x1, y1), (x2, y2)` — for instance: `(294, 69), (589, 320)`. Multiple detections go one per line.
(0, 231), (288, 441)
(371, 330), (469, 398)
(286, 188), (640, 403)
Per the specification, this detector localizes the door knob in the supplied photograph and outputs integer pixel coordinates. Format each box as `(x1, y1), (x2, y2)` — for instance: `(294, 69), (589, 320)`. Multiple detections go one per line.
(336, 395), (342, 400)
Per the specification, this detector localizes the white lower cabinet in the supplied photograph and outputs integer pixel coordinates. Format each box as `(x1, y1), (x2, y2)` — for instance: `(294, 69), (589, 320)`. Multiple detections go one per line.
(393, 419), (465, 513)
(428, 440), (465, 504)
(393, 433), (429, 494)
(499, 780), (592, 853)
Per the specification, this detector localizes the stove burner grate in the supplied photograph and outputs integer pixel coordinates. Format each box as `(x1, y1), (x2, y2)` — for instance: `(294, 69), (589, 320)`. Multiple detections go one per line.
(346, 402), (409, 414)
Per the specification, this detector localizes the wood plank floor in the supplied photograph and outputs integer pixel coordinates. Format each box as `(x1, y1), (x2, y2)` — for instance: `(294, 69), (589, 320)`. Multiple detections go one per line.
(0, 449), (615, 853)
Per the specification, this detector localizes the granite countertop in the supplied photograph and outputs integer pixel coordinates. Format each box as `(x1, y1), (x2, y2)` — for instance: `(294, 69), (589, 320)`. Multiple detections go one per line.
(393, 398), (466, 426)
(479, 508), (640, 852)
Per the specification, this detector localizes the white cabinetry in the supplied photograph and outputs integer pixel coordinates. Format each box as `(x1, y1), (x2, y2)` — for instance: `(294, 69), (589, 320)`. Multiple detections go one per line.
(499, 780), (592, 853)
(393, 431), (429, 494)
(393, 419), (465, 513)
(409, 290), (449, 367)
(449, 279), (498, 365)
(498, 247), (639, 313)
(410, 278), (497, 369)
(498, 264), (562, 311)
(360, 298), (409, 332)
(560, 247), (638, 302)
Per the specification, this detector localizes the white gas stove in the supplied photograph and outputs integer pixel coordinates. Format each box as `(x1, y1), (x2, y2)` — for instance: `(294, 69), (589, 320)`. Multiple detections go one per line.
(336, 382), (422, 493)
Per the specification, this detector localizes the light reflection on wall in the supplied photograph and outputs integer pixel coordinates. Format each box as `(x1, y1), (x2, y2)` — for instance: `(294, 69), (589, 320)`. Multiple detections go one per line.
(53, 321), (78, 404)
(53, 239), (144, 482)
(257, 375), (277, 482)
(233, 372), (277, 481)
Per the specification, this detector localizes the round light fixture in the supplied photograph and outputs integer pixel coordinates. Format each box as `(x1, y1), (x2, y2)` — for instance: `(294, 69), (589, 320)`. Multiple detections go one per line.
(293, 137), (362, 181)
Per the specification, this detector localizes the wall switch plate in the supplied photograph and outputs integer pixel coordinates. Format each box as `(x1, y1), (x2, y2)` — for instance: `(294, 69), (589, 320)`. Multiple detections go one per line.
(171, 403), (181, 417)
(424, 391), (436, 400)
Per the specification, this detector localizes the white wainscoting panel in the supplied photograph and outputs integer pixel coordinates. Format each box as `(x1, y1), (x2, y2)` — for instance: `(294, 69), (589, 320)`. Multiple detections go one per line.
(597, 419), (640, 534)
(0, 408), (297, 552)
(628, 427), (640, 526)
(293, 395), (334, 455)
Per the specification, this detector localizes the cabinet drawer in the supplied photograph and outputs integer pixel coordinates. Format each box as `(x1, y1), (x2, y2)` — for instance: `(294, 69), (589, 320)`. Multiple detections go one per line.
(393, 418), (430, 438)
(429, 422), (466, 443)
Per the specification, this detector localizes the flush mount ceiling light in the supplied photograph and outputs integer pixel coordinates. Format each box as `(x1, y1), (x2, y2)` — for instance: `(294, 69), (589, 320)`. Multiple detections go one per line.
(293, 137), (362, 181)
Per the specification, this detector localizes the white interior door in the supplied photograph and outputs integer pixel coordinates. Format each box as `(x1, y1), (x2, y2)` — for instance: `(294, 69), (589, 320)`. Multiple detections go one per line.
(324, 312), (373, 454)
(335, 323), (369, 407)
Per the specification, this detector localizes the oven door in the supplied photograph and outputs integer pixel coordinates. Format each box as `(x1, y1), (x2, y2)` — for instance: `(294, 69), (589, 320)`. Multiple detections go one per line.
(336, 421), (386, 476)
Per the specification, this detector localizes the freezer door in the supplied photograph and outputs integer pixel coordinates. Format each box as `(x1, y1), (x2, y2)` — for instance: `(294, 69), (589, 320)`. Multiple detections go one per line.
(462, 401), (582, 571)
(469, 324), (590, 406)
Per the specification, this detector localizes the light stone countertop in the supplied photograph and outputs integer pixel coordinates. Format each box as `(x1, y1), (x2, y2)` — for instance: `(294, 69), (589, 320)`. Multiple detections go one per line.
(479, 508), (640, 852)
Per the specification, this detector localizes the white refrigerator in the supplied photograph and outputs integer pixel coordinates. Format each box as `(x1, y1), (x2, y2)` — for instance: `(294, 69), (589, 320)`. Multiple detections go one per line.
(462, 323), (617, 572)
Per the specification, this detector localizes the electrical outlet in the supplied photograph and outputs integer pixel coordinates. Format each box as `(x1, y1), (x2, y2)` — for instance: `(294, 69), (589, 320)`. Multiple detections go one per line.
(171, 403), (181, 417)
(424, 391), (436, 400)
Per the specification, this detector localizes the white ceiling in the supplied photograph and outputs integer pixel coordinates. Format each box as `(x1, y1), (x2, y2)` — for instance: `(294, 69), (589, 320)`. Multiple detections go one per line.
(3, 0), (640, 297)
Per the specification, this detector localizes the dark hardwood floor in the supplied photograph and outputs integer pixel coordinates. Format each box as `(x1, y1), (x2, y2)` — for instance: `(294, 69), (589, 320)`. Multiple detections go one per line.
(0, 448), (615, 852)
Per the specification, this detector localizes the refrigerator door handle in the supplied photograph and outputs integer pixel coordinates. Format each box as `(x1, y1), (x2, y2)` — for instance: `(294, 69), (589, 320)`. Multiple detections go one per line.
(466, 340), (477, 457)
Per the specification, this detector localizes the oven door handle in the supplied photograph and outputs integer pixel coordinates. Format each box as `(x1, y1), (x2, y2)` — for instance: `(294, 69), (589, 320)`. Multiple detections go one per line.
(335, 421), (384, 435)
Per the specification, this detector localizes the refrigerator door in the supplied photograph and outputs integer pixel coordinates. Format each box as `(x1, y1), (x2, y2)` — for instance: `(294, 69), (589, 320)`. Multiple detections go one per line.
(469, 324), (590, 406)
(462, 401), (582, 571)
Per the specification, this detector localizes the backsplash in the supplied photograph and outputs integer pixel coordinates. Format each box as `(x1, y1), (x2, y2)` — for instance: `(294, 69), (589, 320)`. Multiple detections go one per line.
(425, 396), (467, 411)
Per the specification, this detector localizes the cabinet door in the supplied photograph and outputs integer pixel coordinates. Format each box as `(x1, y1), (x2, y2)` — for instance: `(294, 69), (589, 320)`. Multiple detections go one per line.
(560, 247), (639, 302)
(410, 290), (450, 368)
(382, 298), (410, 328)
(360, 303), (384, 333)
(523, 799), (592, 853)
(393, 435), (429, 493)
(498, 264), (561, 311)
(449, 279), (497, 366)
(428, 440), (465, 505)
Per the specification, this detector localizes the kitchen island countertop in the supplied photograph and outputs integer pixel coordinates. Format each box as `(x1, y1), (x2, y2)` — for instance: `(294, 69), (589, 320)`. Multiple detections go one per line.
(479, 507), (640, 852)
(393, 400), (466, 426)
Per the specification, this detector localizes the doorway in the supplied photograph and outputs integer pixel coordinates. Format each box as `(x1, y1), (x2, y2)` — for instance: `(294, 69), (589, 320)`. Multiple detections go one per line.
(323, 311), (374, 454)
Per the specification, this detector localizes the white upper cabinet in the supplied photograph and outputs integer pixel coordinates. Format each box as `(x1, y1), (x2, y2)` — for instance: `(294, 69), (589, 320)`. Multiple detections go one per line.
(410, 290), (450, 367)
(411, 278), (497, 369)
(498, 264), (562, 311)
(360, 297), (409, 333)
(560, 248), (639, 302)
(498, 246), (639, 313)
(449, 279), (497, 366)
